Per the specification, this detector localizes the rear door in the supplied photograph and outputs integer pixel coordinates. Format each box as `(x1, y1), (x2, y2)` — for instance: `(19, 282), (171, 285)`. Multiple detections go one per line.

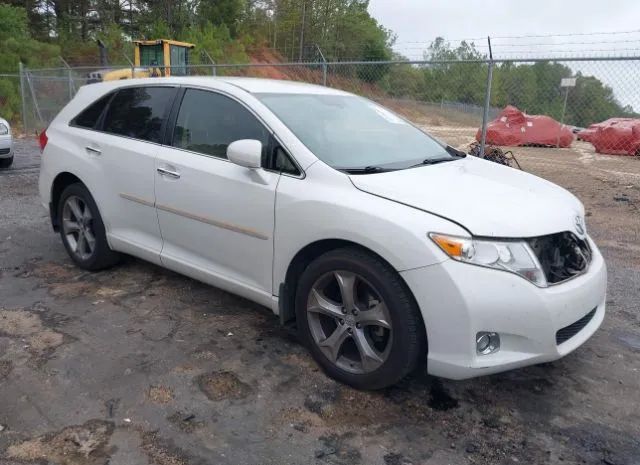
(155, 87), (280, 299)
(87, 85), (177, 264)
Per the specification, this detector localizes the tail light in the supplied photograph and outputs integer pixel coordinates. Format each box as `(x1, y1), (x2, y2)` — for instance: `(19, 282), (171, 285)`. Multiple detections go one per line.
(38, 128), (48, 152)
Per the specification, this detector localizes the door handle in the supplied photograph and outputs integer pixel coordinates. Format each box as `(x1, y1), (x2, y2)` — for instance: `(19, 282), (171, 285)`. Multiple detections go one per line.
(85, 146), (101, 155)
(157, 167), (180, 179)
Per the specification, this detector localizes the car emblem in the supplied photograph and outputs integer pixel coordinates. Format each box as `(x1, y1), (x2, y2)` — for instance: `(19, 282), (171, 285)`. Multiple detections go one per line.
(575, 215), (585, 235)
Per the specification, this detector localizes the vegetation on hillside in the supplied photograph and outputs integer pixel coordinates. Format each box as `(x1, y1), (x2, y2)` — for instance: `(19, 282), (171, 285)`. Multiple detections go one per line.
(0, 2), (634, 129)
(0, 1), (393, 125)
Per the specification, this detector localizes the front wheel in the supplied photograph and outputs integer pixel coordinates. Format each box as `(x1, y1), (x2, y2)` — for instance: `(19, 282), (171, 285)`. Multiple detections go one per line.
(295, 247), (426, 390)
(58, 183), (120, 271)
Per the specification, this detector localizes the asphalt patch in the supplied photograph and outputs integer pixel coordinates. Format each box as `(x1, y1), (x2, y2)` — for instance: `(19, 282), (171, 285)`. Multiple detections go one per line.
(141, 431), (193, 465)
(0, 307), (66, 363)
(318, 433), (361, 464)
(167, 412), (205, 433)
(147, 385), (175, 404)
(0, 360), (12, 380)
(196, 371), (252, 401)
(5, 419), (114, 465)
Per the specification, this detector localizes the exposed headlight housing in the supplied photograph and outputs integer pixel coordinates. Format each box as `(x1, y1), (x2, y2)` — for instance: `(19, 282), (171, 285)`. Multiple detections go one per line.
(0, 123), (8, 136)
(429, 233), (547, 287)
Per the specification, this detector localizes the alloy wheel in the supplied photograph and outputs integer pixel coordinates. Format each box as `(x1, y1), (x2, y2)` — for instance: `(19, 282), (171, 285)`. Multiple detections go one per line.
(62, 195), (96, 261)
(306, 270), (393, 374)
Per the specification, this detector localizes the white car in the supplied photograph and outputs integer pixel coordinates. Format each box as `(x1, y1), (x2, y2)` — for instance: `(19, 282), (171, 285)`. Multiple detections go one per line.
(38, 77), (606, 389)
(0, 117), (13, 168)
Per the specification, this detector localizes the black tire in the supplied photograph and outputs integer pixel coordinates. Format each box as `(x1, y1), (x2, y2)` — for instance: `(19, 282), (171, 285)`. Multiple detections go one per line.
(295, 247), (426, 390)
(57, 183), (121, 271)
(0, 156), (13, 169)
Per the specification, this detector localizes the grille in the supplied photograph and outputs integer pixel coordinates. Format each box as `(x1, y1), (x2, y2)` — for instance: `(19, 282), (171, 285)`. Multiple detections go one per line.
(556, 307), (597, 345)
(0, 148), (10, 155)
(527, 232), (592, 284)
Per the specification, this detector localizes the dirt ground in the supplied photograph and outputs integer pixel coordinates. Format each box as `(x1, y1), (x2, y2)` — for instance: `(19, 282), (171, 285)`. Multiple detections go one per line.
(0, 135), (639, 465)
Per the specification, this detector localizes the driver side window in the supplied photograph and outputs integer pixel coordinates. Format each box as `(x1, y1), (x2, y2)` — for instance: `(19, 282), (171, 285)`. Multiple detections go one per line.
(172, 89), (270, 159)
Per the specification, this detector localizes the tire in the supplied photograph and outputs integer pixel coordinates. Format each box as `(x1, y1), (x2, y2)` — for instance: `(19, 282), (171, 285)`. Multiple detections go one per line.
(0, 156), (13, 169)
(57, 183), (121, 271)
(295, 247), (426, 390)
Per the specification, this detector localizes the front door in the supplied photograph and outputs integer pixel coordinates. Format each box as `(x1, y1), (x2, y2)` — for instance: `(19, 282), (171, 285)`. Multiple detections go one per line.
(155, 88), (279, 300)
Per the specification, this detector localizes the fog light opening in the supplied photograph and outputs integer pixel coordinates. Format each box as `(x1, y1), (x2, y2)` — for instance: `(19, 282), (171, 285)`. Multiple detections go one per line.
(476, 332), (500, 355)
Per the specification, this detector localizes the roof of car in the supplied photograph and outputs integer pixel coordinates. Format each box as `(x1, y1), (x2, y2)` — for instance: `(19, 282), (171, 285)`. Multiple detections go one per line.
(89, 76), (351, 96)
(216, 77), (349, 95)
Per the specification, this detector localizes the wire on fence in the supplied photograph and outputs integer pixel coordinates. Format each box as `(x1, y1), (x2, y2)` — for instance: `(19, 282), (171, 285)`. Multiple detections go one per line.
(14, 56), (640, 157)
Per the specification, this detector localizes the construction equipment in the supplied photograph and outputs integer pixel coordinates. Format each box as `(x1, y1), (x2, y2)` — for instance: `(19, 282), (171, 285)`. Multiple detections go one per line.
(133, 39), (195, 77)
(87, 39), (195, 83)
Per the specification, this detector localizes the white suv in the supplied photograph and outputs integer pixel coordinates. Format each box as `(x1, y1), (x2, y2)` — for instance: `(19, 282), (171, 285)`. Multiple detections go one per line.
(39, 77), (606, 389)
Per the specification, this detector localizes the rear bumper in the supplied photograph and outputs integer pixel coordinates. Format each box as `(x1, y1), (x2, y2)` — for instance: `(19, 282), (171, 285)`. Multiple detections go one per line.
(401, 236), (607, 380)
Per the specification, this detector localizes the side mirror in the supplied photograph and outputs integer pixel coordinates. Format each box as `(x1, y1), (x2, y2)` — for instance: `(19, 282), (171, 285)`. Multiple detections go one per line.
(227, 139), (262, 169)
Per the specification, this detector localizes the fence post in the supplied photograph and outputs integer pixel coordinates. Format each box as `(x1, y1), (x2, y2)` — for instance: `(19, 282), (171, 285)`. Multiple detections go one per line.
(557, 85), (570, 148)
(479, 37), (494, 159)
(19, 62), (28, 133)
(59, 56), (74, 100)
(203, 50), (217, 76)
(122, 52), (135, 79)
(315, 44), (327, 86)
(25, 70), (44, 128)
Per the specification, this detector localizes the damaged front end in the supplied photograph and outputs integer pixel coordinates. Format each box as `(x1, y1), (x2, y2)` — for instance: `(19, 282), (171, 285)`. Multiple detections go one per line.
(527, 232), (592, 285)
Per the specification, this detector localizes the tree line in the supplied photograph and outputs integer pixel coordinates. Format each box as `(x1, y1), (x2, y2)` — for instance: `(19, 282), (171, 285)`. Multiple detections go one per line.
(2, 0), (393, 64)
(381, 39), (635, 127)
(0, 2), (634, 129)
(0, 0), (393, 123)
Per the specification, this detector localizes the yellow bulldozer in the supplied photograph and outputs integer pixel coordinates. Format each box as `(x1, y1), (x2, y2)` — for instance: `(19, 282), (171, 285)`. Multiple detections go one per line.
(87, 39), (195, 83)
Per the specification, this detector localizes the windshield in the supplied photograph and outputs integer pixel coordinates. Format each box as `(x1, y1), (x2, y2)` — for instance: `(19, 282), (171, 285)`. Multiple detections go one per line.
(255, 93), (454, 171)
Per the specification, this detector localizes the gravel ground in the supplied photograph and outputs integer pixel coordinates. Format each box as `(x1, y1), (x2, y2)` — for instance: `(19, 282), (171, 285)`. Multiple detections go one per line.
(0, 137), (639, 465)
(3, 136), (41, 172)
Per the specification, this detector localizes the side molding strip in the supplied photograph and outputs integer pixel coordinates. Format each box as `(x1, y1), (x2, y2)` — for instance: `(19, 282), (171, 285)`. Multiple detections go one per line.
(119, 193), (155, 208)
(156, 203), (269, 241)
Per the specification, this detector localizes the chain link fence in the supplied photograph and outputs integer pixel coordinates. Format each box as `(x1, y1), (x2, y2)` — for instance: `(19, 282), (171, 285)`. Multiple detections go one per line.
(14, 56), (640, 157)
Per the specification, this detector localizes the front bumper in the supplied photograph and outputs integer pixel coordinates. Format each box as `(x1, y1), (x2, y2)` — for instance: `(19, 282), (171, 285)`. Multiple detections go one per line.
(401, 236), (607, 380)
(0, 136), (12, 158)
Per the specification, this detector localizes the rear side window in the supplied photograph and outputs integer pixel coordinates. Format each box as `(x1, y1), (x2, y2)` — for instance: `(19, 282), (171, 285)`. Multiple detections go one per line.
(102, 87), (175, 143)
(172, 89), (269, 159)
(71, 93), (112, 129)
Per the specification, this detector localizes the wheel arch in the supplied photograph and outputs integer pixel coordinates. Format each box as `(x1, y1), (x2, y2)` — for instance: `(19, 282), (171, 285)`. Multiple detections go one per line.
(279, 239), (425, 336)
(50, 171), (87, 231)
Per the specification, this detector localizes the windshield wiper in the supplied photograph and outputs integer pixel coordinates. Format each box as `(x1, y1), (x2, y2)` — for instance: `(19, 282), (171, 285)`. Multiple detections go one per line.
(339, 165), (394, 174)
(445, 145), (467, 157)
(406, 146), (466, 170)
(405, 157), (455, 170)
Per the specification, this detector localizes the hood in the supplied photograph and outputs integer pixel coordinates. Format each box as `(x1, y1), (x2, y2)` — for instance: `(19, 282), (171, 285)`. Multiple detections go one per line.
(350, 156), (585, 238)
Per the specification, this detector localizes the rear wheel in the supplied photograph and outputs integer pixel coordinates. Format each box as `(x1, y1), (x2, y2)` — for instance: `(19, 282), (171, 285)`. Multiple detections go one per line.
(0, 156), (13, 169)
(295, 247), (425, 390)
(58, 183), (120, 270)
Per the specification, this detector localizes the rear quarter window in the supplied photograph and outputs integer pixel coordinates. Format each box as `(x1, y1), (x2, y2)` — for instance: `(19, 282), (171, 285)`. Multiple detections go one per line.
(102, 87), (176, 143)
(70, 93), (113, 129)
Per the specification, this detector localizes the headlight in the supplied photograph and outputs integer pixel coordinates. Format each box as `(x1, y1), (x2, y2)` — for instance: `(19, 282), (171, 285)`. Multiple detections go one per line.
(0, 124), (8, 135)
(429, 233), (547, 287)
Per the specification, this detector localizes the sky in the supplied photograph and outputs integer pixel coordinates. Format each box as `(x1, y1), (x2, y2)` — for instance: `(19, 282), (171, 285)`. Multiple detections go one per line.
(367, 0), (640, 109)
(368, 0), (640, 59)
